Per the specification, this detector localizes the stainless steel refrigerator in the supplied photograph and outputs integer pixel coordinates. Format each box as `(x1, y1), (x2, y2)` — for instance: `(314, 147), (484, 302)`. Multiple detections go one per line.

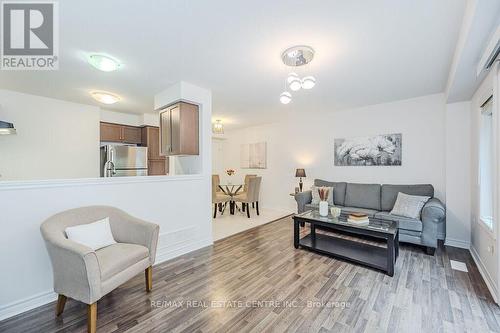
(100, 145), (148, 177)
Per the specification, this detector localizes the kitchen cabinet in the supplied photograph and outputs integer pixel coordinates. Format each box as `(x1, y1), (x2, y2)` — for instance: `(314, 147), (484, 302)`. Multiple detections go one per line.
(159, 102), (199, 156)
(148, 159), (167, 176)
(100, 122), (142, 144)
(141, 126), (168, 175)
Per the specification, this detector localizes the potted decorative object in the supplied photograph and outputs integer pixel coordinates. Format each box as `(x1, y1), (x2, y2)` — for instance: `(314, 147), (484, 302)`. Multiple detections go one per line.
(318, 187), (329, 217)
(226, 169), (235, 184)
(331, 206), (341, 218)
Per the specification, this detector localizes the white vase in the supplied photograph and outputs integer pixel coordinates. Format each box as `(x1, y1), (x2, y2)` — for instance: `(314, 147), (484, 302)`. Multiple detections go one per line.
(319, 201), (328, 216)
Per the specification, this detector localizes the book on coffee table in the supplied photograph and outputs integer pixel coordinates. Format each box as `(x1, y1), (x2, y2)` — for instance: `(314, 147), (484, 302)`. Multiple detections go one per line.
(347, 213), (369, 225)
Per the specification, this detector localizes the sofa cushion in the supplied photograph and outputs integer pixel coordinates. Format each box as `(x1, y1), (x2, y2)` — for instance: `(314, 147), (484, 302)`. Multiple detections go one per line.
(341, 207), (378, 217)
(374, 212), (423, 232)
(314, 180), (347, 206)
(344, 183), (381, 210)
(96, 243), (149, 280)
(381, 184), (434, 211)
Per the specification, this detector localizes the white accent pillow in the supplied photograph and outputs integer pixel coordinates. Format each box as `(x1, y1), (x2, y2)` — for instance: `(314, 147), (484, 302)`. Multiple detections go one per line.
(311, 186), (334, 205)
(390, 192), (430, 219)
(65, 218), (117, 251)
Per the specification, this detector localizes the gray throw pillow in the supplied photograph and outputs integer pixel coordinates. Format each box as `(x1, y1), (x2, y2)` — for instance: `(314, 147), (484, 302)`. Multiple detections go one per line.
(390, 192), (430, 219)
(311, 186), (334, 206)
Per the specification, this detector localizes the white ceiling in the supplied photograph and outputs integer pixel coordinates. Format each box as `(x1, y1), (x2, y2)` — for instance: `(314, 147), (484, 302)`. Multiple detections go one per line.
(0, 0), (467, 129)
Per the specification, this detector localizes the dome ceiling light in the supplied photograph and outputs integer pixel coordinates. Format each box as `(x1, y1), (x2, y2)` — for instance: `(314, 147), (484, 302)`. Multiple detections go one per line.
(88, 54), (121, 72)
(279, 45), (316, 104)
(91, 91), (121, 104)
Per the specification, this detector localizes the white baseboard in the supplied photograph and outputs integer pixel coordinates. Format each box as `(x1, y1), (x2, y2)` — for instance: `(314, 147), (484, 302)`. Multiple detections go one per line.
(0, 235), (213, 322)
(0, 290), (57, 321)
(470, 246), (498, 303)
(155, 237), (213, 264)
(444, 237), (470, 249)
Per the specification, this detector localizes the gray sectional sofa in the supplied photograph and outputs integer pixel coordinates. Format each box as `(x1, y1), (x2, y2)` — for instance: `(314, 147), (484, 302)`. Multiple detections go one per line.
(294, 179), (446, 254)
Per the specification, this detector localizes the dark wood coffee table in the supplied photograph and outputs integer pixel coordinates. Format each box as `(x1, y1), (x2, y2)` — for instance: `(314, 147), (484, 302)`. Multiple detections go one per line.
(293, 210), (399, 276)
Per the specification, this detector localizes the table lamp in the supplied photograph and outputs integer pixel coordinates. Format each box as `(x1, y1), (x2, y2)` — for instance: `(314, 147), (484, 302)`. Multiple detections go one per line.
(295, 168), (306, 192)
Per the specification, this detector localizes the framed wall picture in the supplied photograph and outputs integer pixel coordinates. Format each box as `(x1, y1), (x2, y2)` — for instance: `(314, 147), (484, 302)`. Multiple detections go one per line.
(241, 142), (267, 169)
(334, 133), (402, 166)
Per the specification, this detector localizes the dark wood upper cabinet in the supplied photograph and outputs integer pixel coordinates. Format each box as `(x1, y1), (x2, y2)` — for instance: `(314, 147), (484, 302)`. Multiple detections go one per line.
(122, 126), (142, 144)
(141, 126), (163, 160)
(159, 102), (199, 156)
(100, 122), (142, 144)
(100, 122), (123, 142)
(141, 126), (168, 176)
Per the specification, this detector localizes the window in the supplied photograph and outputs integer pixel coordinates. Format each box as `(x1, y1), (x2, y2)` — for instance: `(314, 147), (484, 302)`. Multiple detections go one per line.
(479, 97), (494, 230)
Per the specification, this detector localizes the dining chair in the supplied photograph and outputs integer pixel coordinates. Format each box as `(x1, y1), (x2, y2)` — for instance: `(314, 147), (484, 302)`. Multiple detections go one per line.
(240, 174), (256, 211)
(212, 180), (231, 218)
(233, 177), (262, 218)
(212, 174), (222, 192)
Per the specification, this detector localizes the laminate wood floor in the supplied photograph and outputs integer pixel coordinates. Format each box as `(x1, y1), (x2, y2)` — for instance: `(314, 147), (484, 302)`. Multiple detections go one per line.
(1, 216), (498, 333)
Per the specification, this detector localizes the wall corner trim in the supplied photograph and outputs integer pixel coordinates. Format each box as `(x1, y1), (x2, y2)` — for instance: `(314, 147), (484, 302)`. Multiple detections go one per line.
(470, 246), (498, 303)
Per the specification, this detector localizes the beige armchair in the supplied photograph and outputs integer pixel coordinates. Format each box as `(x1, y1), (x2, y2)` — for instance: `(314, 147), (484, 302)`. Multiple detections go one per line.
(234, 177), (262, 218)
(40, 206), (159, 333)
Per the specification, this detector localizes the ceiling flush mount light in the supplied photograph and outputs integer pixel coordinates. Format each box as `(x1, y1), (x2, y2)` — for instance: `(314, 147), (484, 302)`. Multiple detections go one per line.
(280, 91), (292, 104)
(281, 45), (315, 67)
(301, 76), (316, 89)
(279, 45), (316, 104)
(213, 120), (224, 134)
(88, 54), (121, 72)
(91, 91), (121, 104)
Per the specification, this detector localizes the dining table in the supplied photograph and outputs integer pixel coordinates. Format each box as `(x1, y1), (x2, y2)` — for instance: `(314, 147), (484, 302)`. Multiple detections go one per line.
(218, 183), (244, 215)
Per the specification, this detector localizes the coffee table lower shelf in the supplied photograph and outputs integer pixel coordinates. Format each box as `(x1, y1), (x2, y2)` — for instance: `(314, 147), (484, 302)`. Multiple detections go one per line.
(298, 233), (389, 275)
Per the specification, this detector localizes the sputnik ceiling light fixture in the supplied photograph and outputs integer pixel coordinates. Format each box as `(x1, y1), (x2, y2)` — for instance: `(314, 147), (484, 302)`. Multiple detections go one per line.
(280, 45), (316, 104)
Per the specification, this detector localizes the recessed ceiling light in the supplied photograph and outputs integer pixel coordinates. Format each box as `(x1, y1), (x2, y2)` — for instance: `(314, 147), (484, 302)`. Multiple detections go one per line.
(88, 54), (121, 72)
(280, 91), (292, 104)
(91, 91), (121, 104)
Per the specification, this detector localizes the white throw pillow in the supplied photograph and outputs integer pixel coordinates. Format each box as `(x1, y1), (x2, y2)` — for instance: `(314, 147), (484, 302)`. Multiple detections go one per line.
(390, 192), (430, 219)
(65, 218), (117, 251)
(311, 186), (334, 205)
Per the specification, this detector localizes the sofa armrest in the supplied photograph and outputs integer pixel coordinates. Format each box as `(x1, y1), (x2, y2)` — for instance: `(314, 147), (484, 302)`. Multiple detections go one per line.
(420, 198), (446, 248)
(111, 214), (160, 266)
(295, 190), (312, 213)
(421, 198), (445, 223)
(42, 237), (101, 304)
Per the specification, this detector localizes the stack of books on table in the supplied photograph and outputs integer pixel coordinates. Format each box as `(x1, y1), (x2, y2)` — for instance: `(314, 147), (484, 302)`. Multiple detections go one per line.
(347, 213), (369, 226)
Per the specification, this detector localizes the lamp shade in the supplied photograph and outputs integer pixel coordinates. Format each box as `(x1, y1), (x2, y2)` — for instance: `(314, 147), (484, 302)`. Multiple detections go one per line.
(295, 168), (306, 177)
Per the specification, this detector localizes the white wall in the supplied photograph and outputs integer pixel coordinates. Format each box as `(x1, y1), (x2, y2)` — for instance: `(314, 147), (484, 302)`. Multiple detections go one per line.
(445, 101), (471, 249)
(100, 109), (160, 127)
(0, 82), (212, 320)
(0, 90), (100, 181)
(470, 67), (498, 302)
(221, 94), (447, 212)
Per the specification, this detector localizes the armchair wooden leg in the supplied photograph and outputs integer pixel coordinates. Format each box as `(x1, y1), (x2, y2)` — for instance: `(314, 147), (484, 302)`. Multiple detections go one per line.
(252, 202), (255, 208)
(256, 201), (259, 215)
(242, 203), (246, 212)
(145, 266), (153, 292)
(246, 203), (250, 218)
(213, 204), (217, 218)
(87, 302), (97, 333)
(55, 294), (66, 316)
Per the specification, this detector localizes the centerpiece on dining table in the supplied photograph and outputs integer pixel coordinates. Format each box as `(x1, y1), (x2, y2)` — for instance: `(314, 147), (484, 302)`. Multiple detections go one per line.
(226, 169), (235, 184)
